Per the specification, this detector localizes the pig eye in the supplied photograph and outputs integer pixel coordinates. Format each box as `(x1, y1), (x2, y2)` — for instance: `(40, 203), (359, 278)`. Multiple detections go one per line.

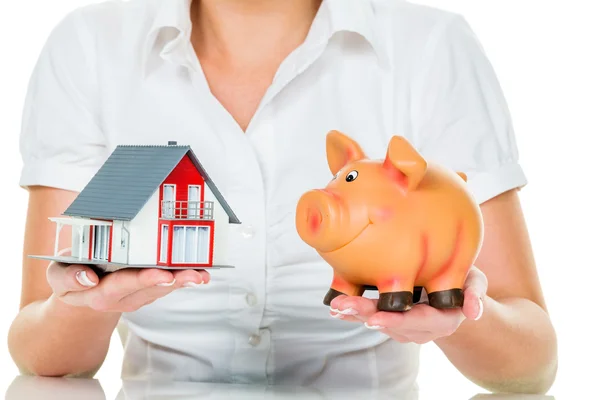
(345, 170), (359, 182)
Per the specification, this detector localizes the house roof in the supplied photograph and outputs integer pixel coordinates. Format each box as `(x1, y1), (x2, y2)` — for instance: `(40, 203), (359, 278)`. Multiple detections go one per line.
(63, 144), (241, 223)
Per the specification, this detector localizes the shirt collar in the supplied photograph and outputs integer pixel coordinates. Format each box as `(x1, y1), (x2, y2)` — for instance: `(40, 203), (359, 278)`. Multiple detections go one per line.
(141, 0), (388, 77)
(142, 0), (194, 77)
(322, 0), (388, 65)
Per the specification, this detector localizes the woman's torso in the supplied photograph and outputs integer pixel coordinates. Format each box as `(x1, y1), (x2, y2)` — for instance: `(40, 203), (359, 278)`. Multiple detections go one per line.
(63, 0), (464, 389)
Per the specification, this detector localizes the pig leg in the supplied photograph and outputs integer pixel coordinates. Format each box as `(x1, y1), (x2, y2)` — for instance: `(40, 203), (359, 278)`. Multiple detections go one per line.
(376, 239), (424, 311)
(377, 279), (417, 312)
(413, 287), (424, 303)
(323, 273), (365, 306)
(425, 236), (473, 309)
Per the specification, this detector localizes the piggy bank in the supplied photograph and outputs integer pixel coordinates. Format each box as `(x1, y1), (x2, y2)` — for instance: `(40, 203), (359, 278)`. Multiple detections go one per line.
(295, 130), (484, 312)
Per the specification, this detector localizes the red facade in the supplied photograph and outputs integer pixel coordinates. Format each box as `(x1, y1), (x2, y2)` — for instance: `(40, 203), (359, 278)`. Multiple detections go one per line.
(159, 154), (205, 208)
(156, 154), (214, 267)
(157, 219), (215, 267)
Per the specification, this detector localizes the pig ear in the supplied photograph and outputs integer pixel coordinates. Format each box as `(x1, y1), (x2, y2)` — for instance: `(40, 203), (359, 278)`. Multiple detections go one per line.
(325, 130), (366, 175)
(383, 136), (427, 191)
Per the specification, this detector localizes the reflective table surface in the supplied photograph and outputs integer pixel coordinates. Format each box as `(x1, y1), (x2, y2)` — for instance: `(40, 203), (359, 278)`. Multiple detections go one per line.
(5, 376), (556, 400)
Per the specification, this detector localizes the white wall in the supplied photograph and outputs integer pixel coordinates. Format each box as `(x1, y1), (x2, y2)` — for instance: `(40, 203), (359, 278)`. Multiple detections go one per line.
(1, 1), (599, 399)
(204, 188), (231, 266)
(127, 190), (159, 265)
(110, 220), (129, 264)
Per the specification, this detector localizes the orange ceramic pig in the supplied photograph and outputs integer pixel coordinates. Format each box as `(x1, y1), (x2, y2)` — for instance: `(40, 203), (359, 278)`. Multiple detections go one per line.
(296, 130), (484, 312)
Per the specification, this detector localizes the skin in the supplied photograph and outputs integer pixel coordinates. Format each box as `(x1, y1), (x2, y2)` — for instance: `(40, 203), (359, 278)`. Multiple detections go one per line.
(9, 0), (557, 392)
(8, 186), (209, 377)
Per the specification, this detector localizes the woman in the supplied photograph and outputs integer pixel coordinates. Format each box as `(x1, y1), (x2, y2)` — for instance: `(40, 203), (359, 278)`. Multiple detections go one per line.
(8, 0), (557, 393)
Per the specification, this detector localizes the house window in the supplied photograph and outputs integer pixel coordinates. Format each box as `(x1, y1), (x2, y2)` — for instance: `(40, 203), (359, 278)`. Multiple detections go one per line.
(160, 225), (168, 262)
(172, 226), (210, 264)
(188, 185), (201, 218)
(92, 225), (110, 261)
(163, 184), (175, 218)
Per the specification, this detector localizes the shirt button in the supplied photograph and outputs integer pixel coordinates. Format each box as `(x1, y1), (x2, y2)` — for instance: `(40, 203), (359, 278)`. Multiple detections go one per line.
(248, 334), (261, 347)
(240, 225), (255, 239)
(246, 293), (257, 306)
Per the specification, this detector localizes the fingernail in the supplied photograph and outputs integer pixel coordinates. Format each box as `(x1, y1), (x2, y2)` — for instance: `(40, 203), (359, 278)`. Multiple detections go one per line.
(364, 322), (383, 330)
(183, 281), (204, 288)
(339, 308), (358, 315)
(329, 307), (340, 314)
(156, 279), (176, 287)
(75, 270), (96, 287)
(475, 297), (484, 320)
(330, 312), (344, 319)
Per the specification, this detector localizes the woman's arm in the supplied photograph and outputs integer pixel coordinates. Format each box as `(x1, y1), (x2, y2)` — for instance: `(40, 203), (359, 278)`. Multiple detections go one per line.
(8, 186), (118, 377)
(330, 189), (557, 394)
(434, 189), (558, 393)
(8, 186), (209, 377)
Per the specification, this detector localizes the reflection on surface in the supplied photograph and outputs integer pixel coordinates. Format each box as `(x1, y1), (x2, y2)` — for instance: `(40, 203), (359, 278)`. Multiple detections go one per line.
(6, 375), (106, 400)
(118, 380), (418, 400)
(5, 375), (556, 400)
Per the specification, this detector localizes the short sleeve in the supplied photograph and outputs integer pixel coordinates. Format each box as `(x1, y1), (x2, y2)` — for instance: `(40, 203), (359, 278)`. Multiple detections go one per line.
(19, 9), (107, 192)
(410, 15), (527, 204)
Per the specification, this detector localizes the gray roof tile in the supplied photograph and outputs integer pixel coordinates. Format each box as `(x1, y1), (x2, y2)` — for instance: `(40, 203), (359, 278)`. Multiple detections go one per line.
(63, 145), (240, 223)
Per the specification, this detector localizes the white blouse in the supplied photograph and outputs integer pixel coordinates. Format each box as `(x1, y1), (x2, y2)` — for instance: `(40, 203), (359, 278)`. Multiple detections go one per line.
(18, 0), (527, 390)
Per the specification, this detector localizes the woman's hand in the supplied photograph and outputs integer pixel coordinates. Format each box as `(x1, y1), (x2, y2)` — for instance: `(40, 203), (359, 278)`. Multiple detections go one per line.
(329, 266), (488, 344)
(46, 262), (209, 313)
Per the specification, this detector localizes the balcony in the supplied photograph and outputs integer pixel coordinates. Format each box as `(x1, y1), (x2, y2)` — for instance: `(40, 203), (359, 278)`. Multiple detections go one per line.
(161, 200), (214, 220)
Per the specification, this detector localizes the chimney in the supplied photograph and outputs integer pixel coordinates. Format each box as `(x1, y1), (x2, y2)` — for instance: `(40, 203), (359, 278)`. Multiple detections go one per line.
(168, 141), (178, 146)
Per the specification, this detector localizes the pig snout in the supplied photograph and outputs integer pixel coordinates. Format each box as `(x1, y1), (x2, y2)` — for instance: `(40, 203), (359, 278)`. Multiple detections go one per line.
(296, 189), (345, 253)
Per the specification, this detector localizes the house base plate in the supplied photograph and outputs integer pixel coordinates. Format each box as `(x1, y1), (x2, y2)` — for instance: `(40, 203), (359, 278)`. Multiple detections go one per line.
(29, 255), (235, 274)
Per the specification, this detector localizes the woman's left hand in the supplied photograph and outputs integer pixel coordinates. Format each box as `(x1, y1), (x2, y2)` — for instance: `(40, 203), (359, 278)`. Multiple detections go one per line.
(329, 266), (488, 344)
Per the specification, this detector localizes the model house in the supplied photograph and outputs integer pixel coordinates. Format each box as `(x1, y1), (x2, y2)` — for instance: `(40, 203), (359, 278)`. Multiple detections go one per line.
(34, 142), (240, 271)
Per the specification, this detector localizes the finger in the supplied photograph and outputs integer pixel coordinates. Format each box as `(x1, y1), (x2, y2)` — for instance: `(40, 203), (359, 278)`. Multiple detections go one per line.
(99, 268), (177, 301)
(463, 266), (488, 321)
(61, 268), (176, 311)
(328, 294), (348, 311)
(47, 263), (100, 297)
(366, 303), (463, 335)
(328, 295), (360, 321)
(329, 312), (363, 323)
(330, 296), (379, 322)
(171, 269), (211, 287)
(116, 270), (210, 312)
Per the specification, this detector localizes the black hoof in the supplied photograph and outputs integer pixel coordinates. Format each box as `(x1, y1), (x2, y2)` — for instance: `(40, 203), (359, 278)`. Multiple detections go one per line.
(413, 287), (423, 304)
(378, 291), (413, 312)
(428, 289), (464, 309)
(323, 288), (346, 306)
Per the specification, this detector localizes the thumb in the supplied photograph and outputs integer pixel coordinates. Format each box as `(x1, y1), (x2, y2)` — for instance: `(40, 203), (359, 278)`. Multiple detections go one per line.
(462, 266), (488, 321)
(47, 262), (100, 297)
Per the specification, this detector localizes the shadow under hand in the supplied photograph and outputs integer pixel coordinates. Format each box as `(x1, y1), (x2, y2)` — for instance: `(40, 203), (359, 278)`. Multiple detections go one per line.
(5, 375), (106, 400)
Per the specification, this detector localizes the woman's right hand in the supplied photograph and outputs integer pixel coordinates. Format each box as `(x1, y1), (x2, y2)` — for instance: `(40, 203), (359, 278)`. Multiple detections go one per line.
(46, 263), (209, 313)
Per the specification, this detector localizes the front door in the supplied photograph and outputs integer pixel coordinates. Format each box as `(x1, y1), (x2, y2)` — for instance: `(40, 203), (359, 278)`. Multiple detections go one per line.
(171, 225), (211, 264)
(92, 225), (110, 261)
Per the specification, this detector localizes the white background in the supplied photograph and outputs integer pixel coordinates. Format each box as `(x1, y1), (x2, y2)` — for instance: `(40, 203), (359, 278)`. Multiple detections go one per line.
(0, 1), (598, 398)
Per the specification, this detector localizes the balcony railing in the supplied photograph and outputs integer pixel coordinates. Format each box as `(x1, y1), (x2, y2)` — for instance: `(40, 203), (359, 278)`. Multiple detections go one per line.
(161, 200), (214, 220)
